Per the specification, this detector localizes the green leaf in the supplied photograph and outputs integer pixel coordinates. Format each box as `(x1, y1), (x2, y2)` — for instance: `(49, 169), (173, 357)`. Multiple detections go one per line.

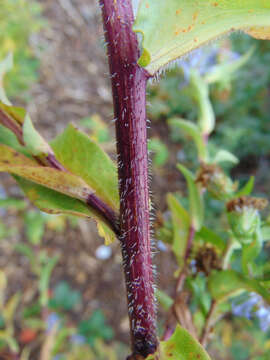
(51, 124), (119, 211)
(211, 149), (239, 165)
(146, 325), (211, 360)
(148, 138), (169, 167)
(24, 211), (45, 245)
(177, 164), (204, 231)
(190, 70), (215, 136)
(49, 281), (81, 311)
(187, 275), (211, 315)
(15, 177), (96, 218)
(80, 115), (110, 144)
(78, 310), (114, 347)
(23, 114), (51, 156)
(0, 144), (95, 202)
(39, 255), (59, 307)
(0, 124), (28, 155)
(0, 333), (19, 353)
(261, 224), (270, 241)
(0, 197), (26, 210)
(167, 193), (190, 267)
(168, 118), (206, 161)
(234, 176), (255, 198)
(196, 226), (226, 251)
(0, 53), (13, 105)
(205, 46), (255, 84)
(14, 243), (37, 272)
(134, 0), (270, 75)
(241, 230), (262, 276)
(208, 269), (270, 303)
(155, 288), (173, 311)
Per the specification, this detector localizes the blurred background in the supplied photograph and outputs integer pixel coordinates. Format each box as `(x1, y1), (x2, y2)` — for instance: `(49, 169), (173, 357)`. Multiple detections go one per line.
(0, 0), (270, 359)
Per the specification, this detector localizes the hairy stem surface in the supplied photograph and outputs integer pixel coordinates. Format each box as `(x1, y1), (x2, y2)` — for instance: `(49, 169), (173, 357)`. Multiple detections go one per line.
(100, 0), (157, 357)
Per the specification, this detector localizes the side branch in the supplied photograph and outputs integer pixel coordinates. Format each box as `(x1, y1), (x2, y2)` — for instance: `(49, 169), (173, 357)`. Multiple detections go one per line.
(0, 108), (119, 235)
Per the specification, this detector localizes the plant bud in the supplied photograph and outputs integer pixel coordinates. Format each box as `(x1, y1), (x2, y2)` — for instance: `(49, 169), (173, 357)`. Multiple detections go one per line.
(227, 196), (268, 244)
(196, 163), (237, 200)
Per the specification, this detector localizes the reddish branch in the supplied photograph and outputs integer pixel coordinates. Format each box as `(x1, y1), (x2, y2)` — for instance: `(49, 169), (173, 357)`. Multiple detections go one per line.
(100, 0), (157, 357)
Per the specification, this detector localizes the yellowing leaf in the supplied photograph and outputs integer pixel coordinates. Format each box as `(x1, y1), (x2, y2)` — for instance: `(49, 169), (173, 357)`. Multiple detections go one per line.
(97, 221), (116, 245)
(246, 26), (270, 39)
(147, 325), (211, 360)
(0, 145), (94, 202)
(134, 0), (270, 75)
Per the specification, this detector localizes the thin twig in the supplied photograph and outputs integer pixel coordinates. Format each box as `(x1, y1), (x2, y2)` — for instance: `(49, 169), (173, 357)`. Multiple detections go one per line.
(175, 225), (195, 294)
(200, 300), (217, 346)
(199, 238), (236, 346)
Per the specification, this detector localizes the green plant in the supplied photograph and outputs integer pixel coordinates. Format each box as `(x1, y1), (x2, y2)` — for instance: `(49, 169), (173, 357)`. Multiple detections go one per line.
(1, 1), (270, 359)
(0, 0), (44, 98)
(49, 282), (82, 312)
(78, 310), (114, 347)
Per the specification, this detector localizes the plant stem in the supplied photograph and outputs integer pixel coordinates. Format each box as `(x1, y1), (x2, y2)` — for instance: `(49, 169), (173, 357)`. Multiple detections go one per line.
(100, 0), (157, 357)
(175, 225), (195, 294)
(200, 238), (234, 346)
(0, 107), (23, 144)
(200, 300), (217, 347)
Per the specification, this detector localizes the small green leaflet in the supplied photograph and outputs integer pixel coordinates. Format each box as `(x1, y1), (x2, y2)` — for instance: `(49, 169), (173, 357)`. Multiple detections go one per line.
(133, 0), (270, 75)
(51, 124), (119, 212)
(208, 269), (270, 303)
(155, 288), (173, 311)
(0, 53), (13, 105)
(177, 164), (204, 231)
(196, 226), (226, 251)
(23, 114), (51, 156)
(167, 193), (190, 267)
(190, 70), (215, 137)
(234, 176), (255, 198)
(146, 325), (211, 360)
(168, 118), (207, 161)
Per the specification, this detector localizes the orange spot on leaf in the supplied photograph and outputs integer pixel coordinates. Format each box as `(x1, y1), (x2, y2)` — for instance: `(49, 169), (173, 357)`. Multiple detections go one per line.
(176, 9), (182, 15)
(212, 2), (219, 6)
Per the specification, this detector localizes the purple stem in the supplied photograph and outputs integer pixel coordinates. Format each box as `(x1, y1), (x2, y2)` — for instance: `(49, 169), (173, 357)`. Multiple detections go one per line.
(0, 107), (23, 144)
(86, 193), (120, 236)
(100, 0), (157, 357)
